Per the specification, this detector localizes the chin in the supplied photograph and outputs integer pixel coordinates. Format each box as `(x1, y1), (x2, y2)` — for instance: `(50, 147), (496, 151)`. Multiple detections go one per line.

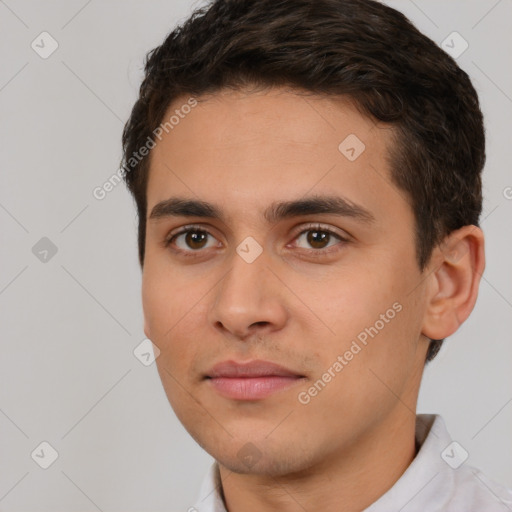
(211, 437), (320, 478)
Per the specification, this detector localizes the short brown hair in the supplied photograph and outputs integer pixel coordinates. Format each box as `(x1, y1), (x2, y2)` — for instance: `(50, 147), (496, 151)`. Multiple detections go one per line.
(121, 0), (485, 361)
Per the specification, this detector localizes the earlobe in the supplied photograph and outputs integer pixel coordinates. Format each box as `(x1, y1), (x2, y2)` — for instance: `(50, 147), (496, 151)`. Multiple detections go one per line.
(421, 225), (485, 341)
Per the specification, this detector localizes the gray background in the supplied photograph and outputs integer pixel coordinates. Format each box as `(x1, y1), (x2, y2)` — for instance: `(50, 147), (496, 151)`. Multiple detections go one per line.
(1, 0), (511, 510)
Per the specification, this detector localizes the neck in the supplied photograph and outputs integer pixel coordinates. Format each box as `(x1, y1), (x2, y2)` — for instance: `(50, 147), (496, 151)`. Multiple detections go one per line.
(218, 409), (418, 512)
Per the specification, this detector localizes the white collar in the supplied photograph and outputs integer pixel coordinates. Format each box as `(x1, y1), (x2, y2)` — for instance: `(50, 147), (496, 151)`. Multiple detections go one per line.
(192, 414), (512, 511)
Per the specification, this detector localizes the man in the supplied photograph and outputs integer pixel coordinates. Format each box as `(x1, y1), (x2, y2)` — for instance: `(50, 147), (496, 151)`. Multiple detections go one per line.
(121, 0), (512, 510)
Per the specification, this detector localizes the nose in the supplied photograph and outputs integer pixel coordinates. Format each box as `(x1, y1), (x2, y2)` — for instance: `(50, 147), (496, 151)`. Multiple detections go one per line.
(208, 249), (289, 340)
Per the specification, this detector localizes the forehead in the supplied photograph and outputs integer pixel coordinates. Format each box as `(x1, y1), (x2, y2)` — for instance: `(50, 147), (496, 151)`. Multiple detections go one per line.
(146, 87), (406, 226)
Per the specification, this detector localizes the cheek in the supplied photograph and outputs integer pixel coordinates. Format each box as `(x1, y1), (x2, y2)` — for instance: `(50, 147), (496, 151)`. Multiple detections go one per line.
(142, 265), (188, 358)
(142, 257), (197, 333)
(301, 298), (423, 437)
(301, 256), (423, 367)
(294, 267), (398, 338)
(142, 267), (170, 339)
(142, 251), (229, 387)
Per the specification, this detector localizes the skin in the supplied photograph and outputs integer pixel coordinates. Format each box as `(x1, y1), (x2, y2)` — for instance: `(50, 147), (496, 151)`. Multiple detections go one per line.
(141, 87), (485, 512)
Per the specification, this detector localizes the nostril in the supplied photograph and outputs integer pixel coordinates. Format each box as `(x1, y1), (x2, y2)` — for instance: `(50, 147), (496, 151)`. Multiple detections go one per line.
(250, 321), (270, 328)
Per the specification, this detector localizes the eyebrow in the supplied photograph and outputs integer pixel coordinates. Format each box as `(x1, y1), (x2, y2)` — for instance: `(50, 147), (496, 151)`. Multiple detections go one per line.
(148, 195), (375, 225)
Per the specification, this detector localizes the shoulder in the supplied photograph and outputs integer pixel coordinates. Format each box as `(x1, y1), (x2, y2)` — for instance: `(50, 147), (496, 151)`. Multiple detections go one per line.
(442, 464), (512, 511)
(365, 414), (512, 512)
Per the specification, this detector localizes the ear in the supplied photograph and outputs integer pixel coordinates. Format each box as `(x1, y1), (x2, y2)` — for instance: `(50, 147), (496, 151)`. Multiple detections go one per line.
(421, 225), (485, 340)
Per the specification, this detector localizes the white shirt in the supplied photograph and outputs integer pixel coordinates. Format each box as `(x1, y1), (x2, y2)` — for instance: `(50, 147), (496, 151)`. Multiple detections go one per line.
(192, 414), (512, 511)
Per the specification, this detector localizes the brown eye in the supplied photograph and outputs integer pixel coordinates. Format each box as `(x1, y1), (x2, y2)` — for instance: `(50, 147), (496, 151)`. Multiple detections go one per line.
(306, 230), (331, 249)
(184, 230), (208, 249)
(293, 226), (346, 252)
(168, 228), (218, 252)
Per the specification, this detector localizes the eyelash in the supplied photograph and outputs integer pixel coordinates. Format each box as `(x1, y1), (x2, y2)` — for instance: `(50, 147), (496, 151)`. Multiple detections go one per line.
(164, 223), (349, 258)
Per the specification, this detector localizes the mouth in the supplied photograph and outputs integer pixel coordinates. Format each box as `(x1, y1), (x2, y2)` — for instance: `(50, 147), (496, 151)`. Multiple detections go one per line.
(204, 360), (306, 400)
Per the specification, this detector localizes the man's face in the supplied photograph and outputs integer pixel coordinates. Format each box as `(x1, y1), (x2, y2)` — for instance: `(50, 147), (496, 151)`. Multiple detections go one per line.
(142, 87), (430, 476)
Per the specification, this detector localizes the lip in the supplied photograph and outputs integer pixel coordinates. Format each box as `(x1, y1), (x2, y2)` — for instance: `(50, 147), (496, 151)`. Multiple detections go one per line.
(205, 360), (305, 400)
